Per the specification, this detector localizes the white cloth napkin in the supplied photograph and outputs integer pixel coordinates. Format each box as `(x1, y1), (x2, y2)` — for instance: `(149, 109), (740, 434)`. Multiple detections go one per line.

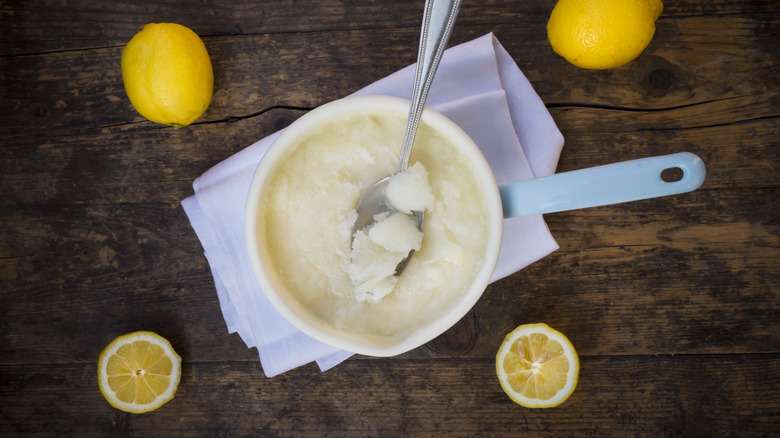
(181, 33), (564, 377)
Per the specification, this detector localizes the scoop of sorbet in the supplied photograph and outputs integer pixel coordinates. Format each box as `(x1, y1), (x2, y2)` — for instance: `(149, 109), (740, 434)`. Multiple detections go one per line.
(348, 162), (434, 302)
(387, 162), (434, 214)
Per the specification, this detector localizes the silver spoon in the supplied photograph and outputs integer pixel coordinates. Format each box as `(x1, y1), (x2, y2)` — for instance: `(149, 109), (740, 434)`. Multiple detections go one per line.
(352, 0), (461, 276)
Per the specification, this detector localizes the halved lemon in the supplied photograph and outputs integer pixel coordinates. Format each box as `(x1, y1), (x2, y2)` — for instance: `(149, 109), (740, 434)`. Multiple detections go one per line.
(496, 323), (579, 408)
(98, 331), (182, 413)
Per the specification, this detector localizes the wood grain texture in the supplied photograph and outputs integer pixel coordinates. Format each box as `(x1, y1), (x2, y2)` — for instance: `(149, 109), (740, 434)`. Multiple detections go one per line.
(2, 356), (778, 436)
(1, 0), (778, 435)
(0, 187), (776, 364)
(1, 0), (776, 55)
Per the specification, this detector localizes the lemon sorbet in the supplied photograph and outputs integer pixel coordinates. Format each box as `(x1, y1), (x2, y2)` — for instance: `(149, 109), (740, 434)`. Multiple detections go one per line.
(256, 111), (490, 339)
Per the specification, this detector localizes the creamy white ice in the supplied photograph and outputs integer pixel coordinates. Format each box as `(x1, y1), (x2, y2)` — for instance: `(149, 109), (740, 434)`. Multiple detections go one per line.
(259, 111), (489, 339)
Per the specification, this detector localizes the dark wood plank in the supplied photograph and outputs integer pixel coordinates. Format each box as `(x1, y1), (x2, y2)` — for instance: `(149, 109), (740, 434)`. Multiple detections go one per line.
(550, 110), (780, 190)
(2, 355), (778, 436)
(1, 187), (776, 364)
(0, 113), (776, 208)
(1, 85), (777, 207)
(1, 13), (777, 133)
(0, 202), (251, 364)
(1, 0), (775, 55)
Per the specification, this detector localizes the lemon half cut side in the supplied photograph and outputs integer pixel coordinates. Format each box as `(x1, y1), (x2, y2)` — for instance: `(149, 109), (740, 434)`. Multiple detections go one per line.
(496, 323), (579, 408)
(97, 331), (182, 414)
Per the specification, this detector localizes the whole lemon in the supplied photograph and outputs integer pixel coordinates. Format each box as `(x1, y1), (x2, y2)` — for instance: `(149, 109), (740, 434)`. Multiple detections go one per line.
(547, 0), (663, 69)
(121, 23), (213, 126)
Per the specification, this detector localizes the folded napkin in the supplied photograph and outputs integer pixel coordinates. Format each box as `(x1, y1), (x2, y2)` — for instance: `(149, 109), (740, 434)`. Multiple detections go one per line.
(181, 33), (564, 377)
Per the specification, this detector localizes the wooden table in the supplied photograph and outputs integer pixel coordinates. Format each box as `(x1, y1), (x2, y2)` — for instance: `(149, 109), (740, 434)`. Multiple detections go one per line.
(2, 1), (778, 435)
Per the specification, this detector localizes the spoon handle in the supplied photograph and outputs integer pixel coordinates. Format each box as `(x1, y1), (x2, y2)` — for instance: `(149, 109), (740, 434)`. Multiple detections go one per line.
(396, 0), (462, 174)
(499, 152), (707, 217)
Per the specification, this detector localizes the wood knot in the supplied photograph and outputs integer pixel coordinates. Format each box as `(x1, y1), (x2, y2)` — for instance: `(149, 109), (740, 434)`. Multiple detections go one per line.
(641, 56), (682, 97)
(648, 68), (676, 91)
(272, 113), (296, 131)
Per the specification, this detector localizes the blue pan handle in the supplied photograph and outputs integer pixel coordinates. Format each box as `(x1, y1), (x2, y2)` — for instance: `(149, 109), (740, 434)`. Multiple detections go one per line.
(499, 152), (706, 217)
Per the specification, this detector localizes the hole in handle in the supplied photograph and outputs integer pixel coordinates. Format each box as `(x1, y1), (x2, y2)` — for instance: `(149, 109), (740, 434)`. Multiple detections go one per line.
(661, 167), (684, 182)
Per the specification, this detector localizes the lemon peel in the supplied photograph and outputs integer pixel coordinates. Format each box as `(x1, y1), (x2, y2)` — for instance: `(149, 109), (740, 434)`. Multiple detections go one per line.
(547, 0), (663, 69)
(121, 23), (213, 126)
